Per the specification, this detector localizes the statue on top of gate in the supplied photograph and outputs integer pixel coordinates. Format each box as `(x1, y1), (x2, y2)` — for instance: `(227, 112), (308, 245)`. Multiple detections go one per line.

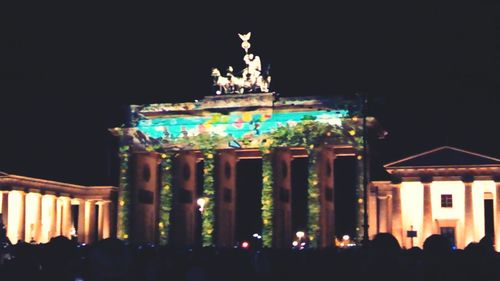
(211, 32), (271, 95)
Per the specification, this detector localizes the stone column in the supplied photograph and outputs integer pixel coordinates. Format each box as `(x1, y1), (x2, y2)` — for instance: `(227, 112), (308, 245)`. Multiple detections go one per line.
(7, 190), (25, 243)
(378, 196), (388, 233)
(85, 200), (97, 244)
(215, 149), (237, 248)
(367, 186), (378, 239)
(56, 198), (62, 236)
(422, 181), (433, 242)
(97, 202), (104, 240)
(2, 192), (9, 230)
(172, 151), (197, 247)
(130, 152), (160, 244)
(494, 180), (500, 252)
(25, 192), (42, 243)
(391, 182), (403, 247)
(61, 196), (72, 239)
(101, 201), (111, 239)
(77, 199), (86, 243)
(272, 148), (293, 249)
(463, 181), (474, 247)
(41, 194), (57, 242)
(317, 146), (336, 248)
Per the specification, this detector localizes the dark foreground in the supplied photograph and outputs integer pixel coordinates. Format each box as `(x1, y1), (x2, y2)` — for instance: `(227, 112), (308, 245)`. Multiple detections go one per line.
(0, 233), (499, 281)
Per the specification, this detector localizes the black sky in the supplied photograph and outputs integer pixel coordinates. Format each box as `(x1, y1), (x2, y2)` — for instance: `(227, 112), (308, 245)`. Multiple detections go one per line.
(1, 2), (499, 186)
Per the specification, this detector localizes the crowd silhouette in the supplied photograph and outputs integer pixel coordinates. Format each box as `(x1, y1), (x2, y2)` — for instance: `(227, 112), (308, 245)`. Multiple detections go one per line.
(0, 233), (499, 281)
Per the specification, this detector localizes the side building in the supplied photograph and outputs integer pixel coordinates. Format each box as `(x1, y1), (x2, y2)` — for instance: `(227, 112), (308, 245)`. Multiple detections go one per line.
(368, 146), (500, 250)
(0, 172), (117, 244)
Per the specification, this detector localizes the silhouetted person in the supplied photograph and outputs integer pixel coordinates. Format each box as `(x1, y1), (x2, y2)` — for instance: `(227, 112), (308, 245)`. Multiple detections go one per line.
(361, 233), (402, 281)
(40, 235), (79, 281)
(87, 238), (132, 281)
(422, 234), (456, 281)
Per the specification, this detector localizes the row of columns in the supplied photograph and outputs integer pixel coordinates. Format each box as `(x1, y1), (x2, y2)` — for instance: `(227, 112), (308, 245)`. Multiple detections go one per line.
(373, 180), (500, 249)
(132, 147), (339, 248)
(0, 190), (114, 244)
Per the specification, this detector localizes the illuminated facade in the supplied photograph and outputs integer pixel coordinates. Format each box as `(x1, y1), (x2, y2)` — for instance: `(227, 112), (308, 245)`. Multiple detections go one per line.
(111, 93), (385, 248)
(0, 172), (117, 244)
(368, 146), (500, 250)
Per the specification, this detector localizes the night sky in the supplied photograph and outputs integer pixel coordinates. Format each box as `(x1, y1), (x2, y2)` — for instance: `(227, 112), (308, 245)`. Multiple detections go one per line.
(1, 2), (498, 186)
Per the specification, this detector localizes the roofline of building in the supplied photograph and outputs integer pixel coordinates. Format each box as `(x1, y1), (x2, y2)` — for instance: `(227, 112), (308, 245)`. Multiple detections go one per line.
(384, 146), (500, 168)
(0, 174), (117, 200)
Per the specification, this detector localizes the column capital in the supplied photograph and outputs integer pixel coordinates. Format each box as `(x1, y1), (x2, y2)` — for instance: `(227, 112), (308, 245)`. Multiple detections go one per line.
(420, 175), (433, 184)
(493, 176), (500, 183)
(26, 191), (43, 197)
(390, 176), (402, 185)
(461, 174), (474, 184)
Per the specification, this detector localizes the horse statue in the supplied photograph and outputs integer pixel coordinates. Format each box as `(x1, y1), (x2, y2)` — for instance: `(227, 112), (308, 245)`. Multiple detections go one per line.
(211, 32), (271, 95)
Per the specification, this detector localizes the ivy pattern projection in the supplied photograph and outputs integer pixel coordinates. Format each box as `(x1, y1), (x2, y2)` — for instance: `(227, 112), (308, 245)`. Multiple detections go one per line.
(159, 153), (173, 245)
(201, 151), (215, 247)
(260, 149), (273, 247)
(118, 145), (131, 240)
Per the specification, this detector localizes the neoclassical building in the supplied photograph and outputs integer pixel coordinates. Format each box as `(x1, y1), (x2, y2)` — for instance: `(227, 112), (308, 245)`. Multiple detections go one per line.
(368, 146), (500, 250)
(0, 172), (117, 244)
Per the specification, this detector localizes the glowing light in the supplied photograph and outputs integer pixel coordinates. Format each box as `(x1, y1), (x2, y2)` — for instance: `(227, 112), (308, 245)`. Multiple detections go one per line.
(357, 155), (363, 160)
(70, 226), (76, 237)
(349, 130), (356, 136)
(352, 116), (359, 122)
(296, 231), (305, 239)
(342, 235), (350, 241)
(197, 198), (207, 212)
(358, 198), (363, 204)
(119, 200), (125, 207)
(241, 241), (250, 249)
(292, 241), (298, 247)
(161, 154), (167, 158)
(252, 233), (259, 238)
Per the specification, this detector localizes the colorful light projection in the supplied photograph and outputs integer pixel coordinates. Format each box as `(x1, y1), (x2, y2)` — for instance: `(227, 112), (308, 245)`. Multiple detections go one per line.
(134, 108), (349, 150)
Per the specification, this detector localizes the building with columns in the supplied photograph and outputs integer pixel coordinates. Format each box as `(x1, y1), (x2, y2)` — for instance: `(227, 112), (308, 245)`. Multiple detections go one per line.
(111, 93), (385, 248)
(0, 172), (117, 244)
(368, 146), (500, 250)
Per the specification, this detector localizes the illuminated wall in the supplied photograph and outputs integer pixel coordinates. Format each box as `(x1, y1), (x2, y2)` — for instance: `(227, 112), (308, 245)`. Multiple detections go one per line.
(400, 182), (424, 247)
(393, 180), (498, 249)
(136, 109), (348, 149)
